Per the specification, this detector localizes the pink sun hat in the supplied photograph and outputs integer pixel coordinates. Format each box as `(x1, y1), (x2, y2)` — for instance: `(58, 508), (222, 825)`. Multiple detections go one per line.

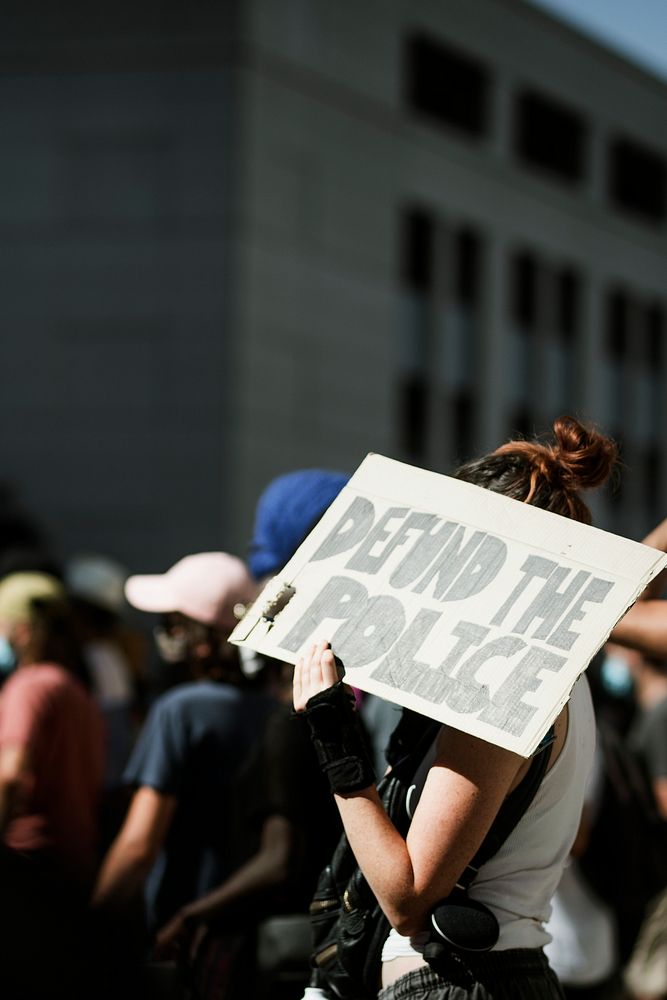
(124, 552), (258, 630)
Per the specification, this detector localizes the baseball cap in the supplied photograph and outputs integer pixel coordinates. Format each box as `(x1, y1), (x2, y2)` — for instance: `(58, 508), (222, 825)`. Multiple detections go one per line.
(249, 469), (349, 581)
(0, 572), (67, 625)
(124, 552), (257, 630)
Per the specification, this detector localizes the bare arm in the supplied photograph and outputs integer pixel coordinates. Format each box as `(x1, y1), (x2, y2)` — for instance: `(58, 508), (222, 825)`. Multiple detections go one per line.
(184, 813), (295, 921)
(0, 745), (30, 838)
(569, 802), (593, 859)
(294, 642), (524, 937)
(92, 785), (177, 909)
(652, 778), (667, 823)
(638, 518), (667, 601)
(609, 601), (667, 659)
(335, 730), (523, 934)
(153, 813), (297, 958)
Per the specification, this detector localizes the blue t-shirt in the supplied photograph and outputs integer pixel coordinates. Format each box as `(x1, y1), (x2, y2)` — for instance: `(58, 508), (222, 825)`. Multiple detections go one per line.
(124, 679), (274, 930)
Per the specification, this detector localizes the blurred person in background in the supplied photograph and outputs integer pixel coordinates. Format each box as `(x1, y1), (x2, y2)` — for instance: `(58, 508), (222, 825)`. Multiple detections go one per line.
(544, 755), (623, 1000)
(547, 640), (667, 1000)
(624, 648), (667, 823)
(153, 471), (348, 1000)
(544, 648), (632, 1000)
(66, 554), (143, 775)
(246, 469), (350, 587)
(93, 552), (273, 954)
(0, 551), (64, 690)
(610, 517), (667, 660)
(66, 552), (149, 851)
(605, 517), (667, 998)
(615, 646), (667, 1000)
(0, 572), (105, 998)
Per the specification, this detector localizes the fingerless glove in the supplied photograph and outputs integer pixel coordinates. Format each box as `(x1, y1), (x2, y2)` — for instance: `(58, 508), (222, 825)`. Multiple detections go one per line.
(298, 682), (375, 794)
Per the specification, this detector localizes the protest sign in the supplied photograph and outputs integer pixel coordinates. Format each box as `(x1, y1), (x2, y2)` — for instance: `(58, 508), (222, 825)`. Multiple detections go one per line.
(231, 454), (667, 756)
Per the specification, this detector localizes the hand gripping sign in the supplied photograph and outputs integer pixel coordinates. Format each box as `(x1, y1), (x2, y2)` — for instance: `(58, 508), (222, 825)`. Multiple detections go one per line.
(231, 455), (667, 756)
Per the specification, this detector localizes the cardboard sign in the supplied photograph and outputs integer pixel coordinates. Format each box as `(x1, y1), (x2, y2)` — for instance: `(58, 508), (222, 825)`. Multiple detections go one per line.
(231, 454), (667, 756)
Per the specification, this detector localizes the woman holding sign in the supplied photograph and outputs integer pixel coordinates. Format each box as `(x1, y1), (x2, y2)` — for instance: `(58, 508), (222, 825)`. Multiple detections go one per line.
(293, 417), (618, 1000)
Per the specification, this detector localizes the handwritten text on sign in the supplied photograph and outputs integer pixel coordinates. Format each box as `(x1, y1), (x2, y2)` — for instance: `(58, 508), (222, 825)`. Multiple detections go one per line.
(279, 496), (613, 738)
(231, 454), (667, 755)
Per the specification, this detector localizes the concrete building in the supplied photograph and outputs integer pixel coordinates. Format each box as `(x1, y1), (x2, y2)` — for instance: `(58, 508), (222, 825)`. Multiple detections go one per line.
(1, 0), (666, 573)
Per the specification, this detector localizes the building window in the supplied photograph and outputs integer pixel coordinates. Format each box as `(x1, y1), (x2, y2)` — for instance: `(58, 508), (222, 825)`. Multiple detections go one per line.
(405, 35), (489, 138)
(402, 208), (434, 293)
(400, 377), (429, 462)
(547, 266), (580, 414)
(514, 90), (586, 183)
(456, 228), (480, 306)
(507, 251), (538, 416)
(601, 290), (628, 437)
(608, 138), (666, 224)
(444, 228), (481, 390)
(398, 209), (434, 463)
(606, 289), (628, 360)
(511, 251), (538, 332)
(447, 228), (482, 460)
(608, 434), (625, 515)
(397, 211), (484, 468)
(641, 445), (662, 520)
(452, 389), (474, 463)
(647, 304), (664, 369)
(557, 268), (579, 343)
(643, 304), (664, 443)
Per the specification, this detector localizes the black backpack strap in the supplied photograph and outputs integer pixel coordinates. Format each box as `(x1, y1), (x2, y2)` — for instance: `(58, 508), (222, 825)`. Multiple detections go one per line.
(386, 709), (443, 776)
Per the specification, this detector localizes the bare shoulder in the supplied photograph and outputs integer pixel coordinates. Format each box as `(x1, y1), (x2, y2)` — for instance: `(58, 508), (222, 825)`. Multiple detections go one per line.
(432, 726), (525, 789)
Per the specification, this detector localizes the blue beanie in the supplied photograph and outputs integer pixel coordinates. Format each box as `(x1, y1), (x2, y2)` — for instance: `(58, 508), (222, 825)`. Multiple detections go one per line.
(249, 469), (350, 580)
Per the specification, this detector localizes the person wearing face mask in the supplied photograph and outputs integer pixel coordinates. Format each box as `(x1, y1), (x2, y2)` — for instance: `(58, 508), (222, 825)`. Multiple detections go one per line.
(0, 572), (104, 880)
(92, 553), (275, 947)
(0, 628), (18, 680)
(0, 572), (105, 998)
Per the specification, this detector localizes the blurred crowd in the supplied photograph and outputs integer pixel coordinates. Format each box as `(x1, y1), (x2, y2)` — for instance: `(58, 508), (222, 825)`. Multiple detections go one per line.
(2, 473), (667, 1000)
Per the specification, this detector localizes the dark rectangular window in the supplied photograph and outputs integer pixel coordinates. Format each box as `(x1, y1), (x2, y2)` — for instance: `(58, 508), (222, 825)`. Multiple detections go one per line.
(647, 304), (664, 369)
(453, 389), (475, 463)
(511, 252), (538, 330)
(608, 138), (666, 223)
(399, 375), (428, 464)
(398, 207), (433, 464)
(455, 228), (481, 306)
(401, 208), (434, 292)
(557, 268), (579, 342)
(645, 445), (662, 514)
(606, 290), (628, 360)
(510, 408), (534, 439)
(514, 90), (586, 183)
(608, 430), (625, 510)
(405, 35), (489, 138)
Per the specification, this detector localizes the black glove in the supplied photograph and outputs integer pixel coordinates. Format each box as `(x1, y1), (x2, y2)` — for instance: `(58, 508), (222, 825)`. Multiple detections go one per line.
(298, 681), (375, 794)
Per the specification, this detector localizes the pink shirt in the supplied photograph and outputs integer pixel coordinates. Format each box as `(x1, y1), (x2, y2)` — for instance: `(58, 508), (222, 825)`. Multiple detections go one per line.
(0, 663), (105, 879)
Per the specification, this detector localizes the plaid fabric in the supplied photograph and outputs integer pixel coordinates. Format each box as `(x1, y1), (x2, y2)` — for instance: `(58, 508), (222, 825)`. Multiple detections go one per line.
(378, 949), (565, 1000)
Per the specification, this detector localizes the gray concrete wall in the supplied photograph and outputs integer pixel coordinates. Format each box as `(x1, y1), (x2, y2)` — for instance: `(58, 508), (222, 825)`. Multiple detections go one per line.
(230, 0), (667, 545)
(0, 6), (241, 572)
(1, 0), (665, 571)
